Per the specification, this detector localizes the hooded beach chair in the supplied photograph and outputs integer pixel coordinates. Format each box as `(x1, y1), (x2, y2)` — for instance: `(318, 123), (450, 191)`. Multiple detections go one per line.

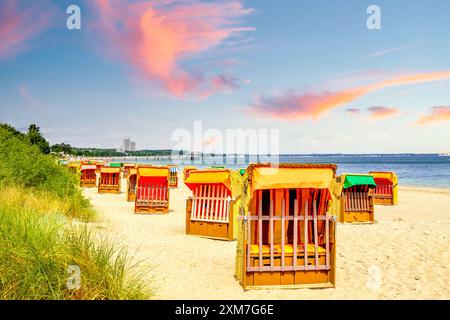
(98, 165), (121, 194)
(369, 171), (398, 205)
(332, 174), (376, 223)
(135, 166), (170, 214)
(123, 163), (136, 179)
(79, 163), (97, 188)
(182, 166), (197, 182)
(235, 163), (337, 290)
(184, 168), (243, 241)
(126, 167), (138, 202)
(68, 162), (80, 174)
(166, 164), (178, 188)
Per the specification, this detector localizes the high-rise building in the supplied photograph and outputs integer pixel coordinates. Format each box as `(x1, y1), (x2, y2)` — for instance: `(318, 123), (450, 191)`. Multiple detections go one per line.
(120, 137), (136, 152)
(123, 138), (131, 152)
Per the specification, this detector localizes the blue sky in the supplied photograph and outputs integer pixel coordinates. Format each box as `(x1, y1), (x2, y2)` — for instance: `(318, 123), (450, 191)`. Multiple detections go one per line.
(0, 0), (449, 153)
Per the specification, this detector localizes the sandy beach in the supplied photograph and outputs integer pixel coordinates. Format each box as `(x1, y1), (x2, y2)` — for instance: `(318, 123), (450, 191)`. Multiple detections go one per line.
(82, 176), (450, 300)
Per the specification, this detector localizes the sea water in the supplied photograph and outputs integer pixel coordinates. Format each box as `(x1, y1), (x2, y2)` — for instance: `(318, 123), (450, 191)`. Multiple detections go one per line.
(112, 154), (450, 189)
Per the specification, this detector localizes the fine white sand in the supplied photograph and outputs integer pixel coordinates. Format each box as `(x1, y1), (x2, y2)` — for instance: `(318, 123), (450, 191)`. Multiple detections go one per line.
(82, 177), (450, 299)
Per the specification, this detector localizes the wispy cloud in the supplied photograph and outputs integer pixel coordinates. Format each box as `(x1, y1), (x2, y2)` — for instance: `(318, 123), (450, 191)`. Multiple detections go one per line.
(0, 0), (53, 58)
(91, 0), (254, 98)
(366, 106), (400, 120)
(17, 85), (41, 108)
(346, 108), (361, 116)
(364, 44), (417, 59)
(415, 106), (450, 126)
(248, 70), (450, 121)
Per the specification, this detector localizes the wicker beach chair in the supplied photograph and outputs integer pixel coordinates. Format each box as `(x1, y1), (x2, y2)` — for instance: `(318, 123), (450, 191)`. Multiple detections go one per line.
(235, 163), (337, 290)
(331, 174), (376, 223)
(135, 166), (170, 214)
(126, 167), (138, 202)
(184, 168), (243, 241)
(80, 163), (97, 188)
(369, 171), (398, 205)
(166, 164), (178, 188)
(98, 166), (121, 194)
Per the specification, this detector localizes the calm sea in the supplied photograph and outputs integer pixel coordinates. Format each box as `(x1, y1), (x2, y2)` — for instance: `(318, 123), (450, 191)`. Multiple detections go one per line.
(112, 154), (450, 189)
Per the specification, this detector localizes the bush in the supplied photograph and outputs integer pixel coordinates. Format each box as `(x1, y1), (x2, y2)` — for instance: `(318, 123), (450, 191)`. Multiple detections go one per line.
(0, 126), (94, 221)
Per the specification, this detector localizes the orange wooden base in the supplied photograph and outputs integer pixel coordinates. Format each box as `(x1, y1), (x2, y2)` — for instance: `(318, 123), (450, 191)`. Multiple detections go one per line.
(98, 185), (120, 194)
(135, 205), (169, 214)
(80, 181), (96, 188)
(186, 220), (232, 240)
(127, 192), (136, 202)
(243, 254), (333, 288)
(340, 211), (374, 223)
(373, 197), (394, 206)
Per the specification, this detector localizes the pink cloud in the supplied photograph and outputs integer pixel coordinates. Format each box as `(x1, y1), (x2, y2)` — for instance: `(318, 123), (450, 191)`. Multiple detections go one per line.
(0, 0), (52, 58)
(415, 106), (450, 126)
(91, 0), (254, 97)
(366, 106), (400, 120)
(248, 70), (450, 121)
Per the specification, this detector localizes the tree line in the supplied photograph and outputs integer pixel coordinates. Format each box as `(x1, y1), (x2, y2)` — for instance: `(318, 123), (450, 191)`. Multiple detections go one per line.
(0, 123), (176, 157)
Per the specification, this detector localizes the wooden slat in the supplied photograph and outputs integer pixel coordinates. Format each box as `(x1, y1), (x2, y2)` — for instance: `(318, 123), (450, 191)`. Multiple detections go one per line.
(225, 195), (230, 223)
(358, 191), (362, 211)
(191, 188), (197, 220)
(205, 185), (211, 220)
(304, 201), (308, 267)
(325, 213), (330, 267)
(269, 190), (274, 271)
(293, 189), (299, 267)
(247, 214), (251, 269)
(313, 197), (319, 268)
(199, 185), (205, 220)
(281, 197), (285, 270)
(215, 186), (220, 221)
(219, 189), (225, 220)
(258, 190), (263, 270)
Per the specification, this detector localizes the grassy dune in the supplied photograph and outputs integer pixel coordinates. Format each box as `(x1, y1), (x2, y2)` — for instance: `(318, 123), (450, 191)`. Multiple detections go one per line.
(0, 126), (153, 299)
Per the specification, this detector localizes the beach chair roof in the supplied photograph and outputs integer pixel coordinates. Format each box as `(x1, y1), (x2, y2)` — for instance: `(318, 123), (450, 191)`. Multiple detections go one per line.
(369, 171), (397, 182)
(100, 167), (121, 173)
(138, 166), (170, 178)
(338, 174), (377, 189)
(80, 164), (96, 171)
(184, 168), (243, 196)
(183, 166), (197, 173)
(182, 166), (197, 181)
(244, 163), (337, 193)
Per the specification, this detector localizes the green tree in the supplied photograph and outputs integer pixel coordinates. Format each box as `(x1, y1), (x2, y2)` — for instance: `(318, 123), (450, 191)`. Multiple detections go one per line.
(0, 123), (27, 140)
(51, 143), (72, 154)
(27, 124), (50, 154)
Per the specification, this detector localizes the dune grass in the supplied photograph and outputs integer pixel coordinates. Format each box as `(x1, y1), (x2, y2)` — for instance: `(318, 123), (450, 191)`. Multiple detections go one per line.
(0, 186), (154, 300)
(0, 126), (93, 221)
(0, 126), (154, 299)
